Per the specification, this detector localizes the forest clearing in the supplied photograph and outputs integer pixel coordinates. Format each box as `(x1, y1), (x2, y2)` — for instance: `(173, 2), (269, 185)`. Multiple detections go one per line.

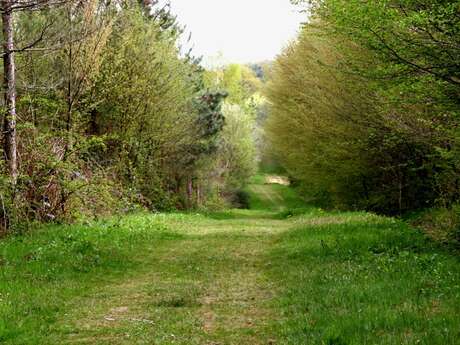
(1, 176), (459, 344)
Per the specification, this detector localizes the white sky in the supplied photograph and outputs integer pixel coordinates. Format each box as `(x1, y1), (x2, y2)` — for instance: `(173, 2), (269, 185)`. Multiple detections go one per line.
(167, 0), (306, 66)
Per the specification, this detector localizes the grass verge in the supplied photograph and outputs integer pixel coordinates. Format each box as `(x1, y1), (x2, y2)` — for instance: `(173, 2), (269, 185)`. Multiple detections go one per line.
(0, 214), (182, 344)
(267, 211), (460, 344)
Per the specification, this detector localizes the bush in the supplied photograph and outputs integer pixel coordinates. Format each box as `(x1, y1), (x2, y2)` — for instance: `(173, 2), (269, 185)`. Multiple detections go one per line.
(410, 206), (460, 247)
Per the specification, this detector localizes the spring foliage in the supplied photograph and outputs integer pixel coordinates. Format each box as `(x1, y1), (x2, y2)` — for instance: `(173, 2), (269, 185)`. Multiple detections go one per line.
(0, 1), (259, 229)
(266, 1), (460, 215)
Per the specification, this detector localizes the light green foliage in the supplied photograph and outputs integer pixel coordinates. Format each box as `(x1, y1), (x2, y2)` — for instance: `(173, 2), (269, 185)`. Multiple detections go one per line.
(205, 64), (263, 105)
(198, 63), (261, 208)
(89, 8), (199, 208)
(6, 1), (128, 224)
(219, 103), (257, 190)
(317, 0), (460, 88)
(315, 0), (460, 210)
(1, 1), (262, 227)
(267, 1), (460, 215)
(220, 64), (263, 104)
(222, 64), (245, 104)
(266, 26), (375, 210)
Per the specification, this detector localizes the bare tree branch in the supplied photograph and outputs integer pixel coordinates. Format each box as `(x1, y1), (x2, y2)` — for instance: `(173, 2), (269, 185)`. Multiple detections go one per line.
(368, 27), (460, 87)
(11, 18), (53, 53)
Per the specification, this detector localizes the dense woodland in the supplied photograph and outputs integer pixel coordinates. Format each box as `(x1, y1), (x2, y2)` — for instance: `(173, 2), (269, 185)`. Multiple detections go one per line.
(266, 0), (460, 241)
(0, 0), (262, 231)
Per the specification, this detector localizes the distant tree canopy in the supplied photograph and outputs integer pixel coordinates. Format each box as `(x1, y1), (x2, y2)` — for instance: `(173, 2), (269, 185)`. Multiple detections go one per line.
(266, 1), (460, 214)
(202, 64), (260, 195)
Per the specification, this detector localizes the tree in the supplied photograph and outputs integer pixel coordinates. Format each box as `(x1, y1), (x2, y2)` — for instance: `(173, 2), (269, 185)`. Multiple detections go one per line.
(1, 0), (73, 186)
(1, 0), (18, 183)
(265, 18), (456, 214)
(0, 0), (260, 228)
(315, 0), (460, 88)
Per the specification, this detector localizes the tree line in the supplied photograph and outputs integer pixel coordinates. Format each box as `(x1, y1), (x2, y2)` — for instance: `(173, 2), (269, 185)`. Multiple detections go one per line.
(0, 0), (260, 231)
(266, 0), (460, 217)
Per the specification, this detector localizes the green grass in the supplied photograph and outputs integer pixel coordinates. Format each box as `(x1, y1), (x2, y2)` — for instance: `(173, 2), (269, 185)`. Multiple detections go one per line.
(0, 214), (182, 343)
(267, 212), (460, 344)
(0, 175), (459, 344)
(245, 174), (307, 211)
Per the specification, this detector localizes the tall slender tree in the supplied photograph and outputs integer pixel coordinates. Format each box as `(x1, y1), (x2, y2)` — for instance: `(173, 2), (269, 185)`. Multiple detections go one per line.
(1, 0), (18, 184)
(1, 0), (71, 186)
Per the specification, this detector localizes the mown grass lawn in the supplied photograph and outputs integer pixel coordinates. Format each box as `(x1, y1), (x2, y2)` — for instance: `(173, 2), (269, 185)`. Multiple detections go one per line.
(0, 176), (459, 344)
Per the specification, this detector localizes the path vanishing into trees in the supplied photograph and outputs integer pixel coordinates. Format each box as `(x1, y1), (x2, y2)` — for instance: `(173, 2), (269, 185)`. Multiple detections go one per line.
(1, 176), (460, 344)
(50, 177), (299, 344)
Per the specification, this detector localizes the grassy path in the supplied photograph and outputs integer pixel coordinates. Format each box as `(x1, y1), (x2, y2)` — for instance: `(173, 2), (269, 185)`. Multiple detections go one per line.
(55, 213), (288, 344)
(1, 177), (460, 344)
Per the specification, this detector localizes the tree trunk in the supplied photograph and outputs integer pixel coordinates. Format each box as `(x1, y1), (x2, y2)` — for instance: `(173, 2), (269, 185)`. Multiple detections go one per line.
(196, 183), (201, 206)
(187, 178), (193, 207)
(1, 0), (18, 185)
